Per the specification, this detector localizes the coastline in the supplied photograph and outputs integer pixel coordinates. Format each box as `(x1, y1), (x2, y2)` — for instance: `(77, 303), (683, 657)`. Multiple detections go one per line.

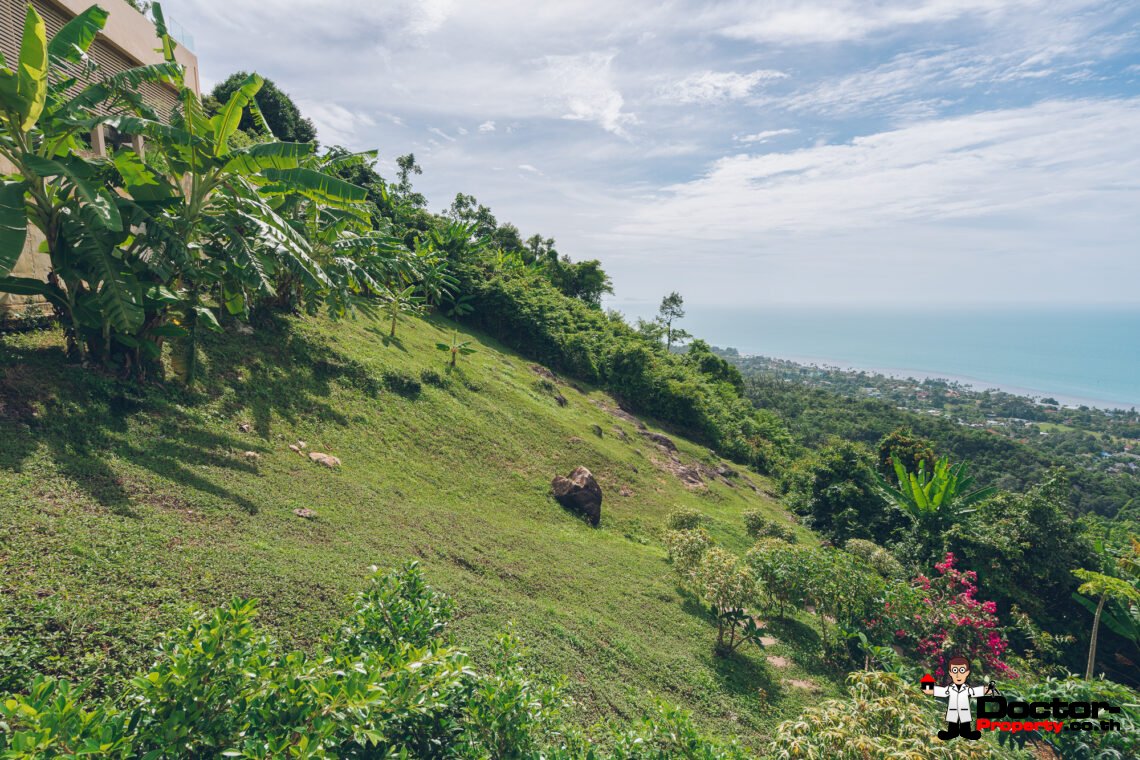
(742, 352), (1139, 412)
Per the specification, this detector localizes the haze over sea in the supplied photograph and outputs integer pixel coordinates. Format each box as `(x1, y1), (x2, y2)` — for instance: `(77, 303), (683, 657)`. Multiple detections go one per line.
(616, 306), (1140, 410)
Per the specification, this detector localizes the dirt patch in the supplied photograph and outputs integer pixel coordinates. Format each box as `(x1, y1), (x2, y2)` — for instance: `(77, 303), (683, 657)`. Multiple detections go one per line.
(766, 655), (790, 668)
(758, 636), (778, 647)
(784, 679), (820, 691)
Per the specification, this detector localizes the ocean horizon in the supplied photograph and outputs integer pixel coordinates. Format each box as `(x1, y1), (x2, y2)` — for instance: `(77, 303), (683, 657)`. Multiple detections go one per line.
(613, 305), (1140, 410)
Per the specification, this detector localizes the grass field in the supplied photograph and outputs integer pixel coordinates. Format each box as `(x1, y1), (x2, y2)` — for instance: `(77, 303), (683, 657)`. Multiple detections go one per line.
(0, 312), (842, 750)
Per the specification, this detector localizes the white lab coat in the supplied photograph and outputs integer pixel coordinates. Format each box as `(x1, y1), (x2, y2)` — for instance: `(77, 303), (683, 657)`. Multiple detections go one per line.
(933, 684), (987, 722)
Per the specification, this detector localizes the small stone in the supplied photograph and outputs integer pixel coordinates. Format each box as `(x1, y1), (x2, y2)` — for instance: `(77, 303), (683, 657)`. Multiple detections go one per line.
(297, 440), (307, 449)
(242, 451), (259, 460)
(235, 323), (254, 335)
(293, 508), (317, 520)
(638, 430), (677, 451)
(591, 424), (604, 437)
(619, 486), (634, 497)
(554, 393), (568, 407)
(309, 452), (341, 468)
(238, 422), (252, 433)
(289, 444), (301, 453)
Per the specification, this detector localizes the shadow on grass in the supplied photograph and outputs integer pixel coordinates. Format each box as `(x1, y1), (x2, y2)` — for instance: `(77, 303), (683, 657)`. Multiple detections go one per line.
(0, 317), (392, 515)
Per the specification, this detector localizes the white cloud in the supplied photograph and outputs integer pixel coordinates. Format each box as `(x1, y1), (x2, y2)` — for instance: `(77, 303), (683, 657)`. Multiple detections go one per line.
(428, 126), (456, 142)
(666, 69), (787, 103)
(736, 129), (798, 143)
(478, 120), (496, 132)
(542, 52), (637, 135)
(618, 98), (1140, 241)
(518, 163), (541, 173)
(295, 100), (376, 146)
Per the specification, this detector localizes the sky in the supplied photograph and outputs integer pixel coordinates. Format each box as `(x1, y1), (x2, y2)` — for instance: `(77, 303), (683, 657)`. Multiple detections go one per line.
(160, 0), (1140, 311)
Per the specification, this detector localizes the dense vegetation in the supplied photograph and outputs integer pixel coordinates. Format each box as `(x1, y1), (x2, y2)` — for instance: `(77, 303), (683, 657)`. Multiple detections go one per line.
(2, 3), (1138, 757)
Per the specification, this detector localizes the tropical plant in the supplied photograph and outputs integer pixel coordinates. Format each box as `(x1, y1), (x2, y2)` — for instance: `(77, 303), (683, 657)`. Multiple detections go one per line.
(1073, 567), (1140, 679)
(770, 671), (1022, 759)
(743, 510), (796, 542)
(436, 330), (476, 367)
(875, 454), (996, 558)
(692, 547), (763, 655)
(665, 507), (704, 531)
(0, 3), (376, 379)
(378, 284), (424, 337)
(663, 527), (712, 585)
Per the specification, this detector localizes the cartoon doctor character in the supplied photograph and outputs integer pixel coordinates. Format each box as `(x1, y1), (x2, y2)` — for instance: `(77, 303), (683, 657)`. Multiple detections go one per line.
(921, 655), (995, 740)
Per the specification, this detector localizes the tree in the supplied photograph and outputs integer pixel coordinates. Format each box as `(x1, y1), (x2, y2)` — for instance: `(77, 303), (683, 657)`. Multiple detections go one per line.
(692, 547), (762, 655)
(211, 71), (316, 143)
(548, 256), (613, 308)
(783, 439), (894, 545)
(1073, 568), (1140, 679)
(875, 455), (996, 560)
(657, 292), (690, 351)
(876, 427), (936, 484)
(381, 285), (424, 337)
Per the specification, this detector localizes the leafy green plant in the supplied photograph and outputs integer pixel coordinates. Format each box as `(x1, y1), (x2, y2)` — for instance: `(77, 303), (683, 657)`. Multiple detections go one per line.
(742, 510), (796, 543)
(666, 507), (704, 531)
(691, 547), (762, 656)
(1073, 567), (1140, 680)
(380, 283), (424, 337)
(875, 454), (995, 558)
(436, 330), (476, 367)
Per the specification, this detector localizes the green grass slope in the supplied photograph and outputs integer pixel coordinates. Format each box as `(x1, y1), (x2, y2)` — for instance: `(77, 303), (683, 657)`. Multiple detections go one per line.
(0, 313), (837, 749)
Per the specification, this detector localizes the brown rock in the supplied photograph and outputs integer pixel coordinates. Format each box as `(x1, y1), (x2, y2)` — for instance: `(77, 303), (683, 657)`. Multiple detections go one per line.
(293, 508), (317, 520)
(238, 422), (252, 433)
(639, 430), (677, 451)
(530, 364), (559, 382)
(551, 466), (603, 526)
(591, 424), (604, 437)
(309, 452), (341, 468)
(288, 444), (301, 453)
(242, 451), (260, 460)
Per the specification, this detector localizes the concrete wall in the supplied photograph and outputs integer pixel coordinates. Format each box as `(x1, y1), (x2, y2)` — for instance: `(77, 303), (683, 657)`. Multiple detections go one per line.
(1, 0), (200, 317)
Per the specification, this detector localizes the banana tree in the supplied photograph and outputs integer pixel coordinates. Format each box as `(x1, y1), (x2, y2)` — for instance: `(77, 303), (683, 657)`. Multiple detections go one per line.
(0, 3), (183, 360)
(380, 284), (424, 337)
(436, 330), (475, 367)
(874, 454), (995, 555)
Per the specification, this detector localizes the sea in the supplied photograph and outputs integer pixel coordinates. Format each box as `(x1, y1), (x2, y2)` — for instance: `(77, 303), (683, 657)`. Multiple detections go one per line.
(613, 306), (1140, 410)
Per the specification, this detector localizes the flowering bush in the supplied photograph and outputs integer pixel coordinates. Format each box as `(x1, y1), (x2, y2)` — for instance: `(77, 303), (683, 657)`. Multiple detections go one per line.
(880, 552), (1017, 680)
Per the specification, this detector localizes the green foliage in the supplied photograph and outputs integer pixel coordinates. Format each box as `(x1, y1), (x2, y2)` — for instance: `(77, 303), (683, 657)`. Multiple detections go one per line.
(459, 269), (793, 471)
(666, 507), (704, 531)
(0, 6), (411, 377)
(770, 671), (1021, 759)
(995, 676), (1139, 758)
(742, 510), (796, 543)
(0, 563), (745, 758)
(876, 427), (936, 483)
(664, 528), (713, 584)
(691, 547), (762, 655)
(781, 438), (894, 545)
(844, 538), (905, 579)
(211, 71), (317, 143)
(436, 330), (476, 367)
(875, 454), (996, 561)
(656, 291), (689, 351)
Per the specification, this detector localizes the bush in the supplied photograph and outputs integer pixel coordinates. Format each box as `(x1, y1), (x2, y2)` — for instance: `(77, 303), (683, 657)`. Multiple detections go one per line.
(664, 528), (713, 584)
(770, 671), (1021, 759)
(666, 508), (704, 531)
(458, 267), (794, 472)
(0, 563), (741, 758)
(845, 538), (905, 579)
(420, 367), (449, 387)
(743, 510), (797, 543)
(996, 676), (1139, 758)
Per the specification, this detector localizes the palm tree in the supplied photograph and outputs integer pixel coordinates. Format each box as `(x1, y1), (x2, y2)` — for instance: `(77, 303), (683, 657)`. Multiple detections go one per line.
(874, 455), (995, 552)
(1073, 568), (1140, 679)
(436, 331), (475, 367)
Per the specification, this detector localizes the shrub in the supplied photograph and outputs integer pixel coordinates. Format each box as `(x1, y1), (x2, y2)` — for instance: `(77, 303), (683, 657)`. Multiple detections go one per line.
(845, 538), (906, 579)
(420, 367), (449, 387)
(878, 552), (1017, 680)
(666, 507), (704, 531)
(692, 548), (761, 655)
(663, 528), (713, 584)
(995, 676), (1139, 758)
(743, 510), (796, 542)
(382, 369), (422, 398)
(770, 671), (1021, 759)
(0, 562), (742, 758)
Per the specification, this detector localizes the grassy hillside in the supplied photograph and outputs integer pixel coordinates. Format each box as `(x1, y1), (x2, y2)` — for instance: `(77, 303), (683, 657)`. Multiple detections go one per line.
(0, 312), (838, 750)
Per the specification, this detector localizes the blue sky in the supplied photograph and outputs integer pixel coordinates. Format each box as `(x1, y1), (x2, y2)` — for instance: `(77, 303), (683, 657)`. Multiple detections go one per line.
(163, 0), (1140, 309)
